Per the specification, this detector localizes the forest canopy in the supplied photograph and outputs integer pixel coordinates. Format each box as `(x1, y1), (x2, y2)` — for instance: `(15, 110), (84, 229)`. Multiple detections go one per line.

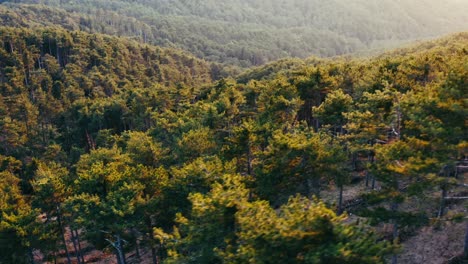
(0, 22), (466, 263)
(0, 0), (467, 262)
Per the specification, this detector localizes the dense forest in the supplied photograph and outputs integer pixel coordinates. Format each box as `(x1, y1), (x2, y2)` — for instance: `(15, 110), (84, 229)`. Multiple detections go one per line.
(0, 0), (467, 67)
(0, 0), (467, 263)
(0, 16), (467, 263)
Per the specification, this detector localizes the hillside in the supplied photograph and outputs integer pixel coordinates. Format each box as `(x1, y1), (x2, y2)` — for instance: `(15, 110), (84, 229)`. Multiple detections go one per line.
(0, 0), (467, 67)
(0, 26), (218, 155)
(237, 31), (468, 83)
(0, 23), (466, 264)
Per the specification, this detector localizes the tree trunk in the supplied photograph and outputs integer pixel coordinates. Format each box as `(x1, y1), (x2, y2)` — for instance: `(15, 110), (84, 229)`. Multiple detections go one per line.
(116, 235), (126, 264)
(365, 171), (370, 188)
(48, 38), (52, 55)
(369, 151), (375, 190)
(151, 246), (158, 264)
(28, 248), (34, 264)
(135, 236), (141, 260)
(391, 173), (400, 264)
(337, 184), (344, 215)
(73, 229), (85, 264)
(391, 221), (398, 264)
(352, 153), (357, 170)
(159, 245), (165, 263)
(464, 221), (468, 259)
(70, 230), (81, 264)
(56, 206), (72, 264)
(247, 146), (252, 175)
(313, 178), (321, 198)
(391, 201), (399, 264)
(56, 45), (60, 66)
(438, 187), (447, 218)
(306, 178), (320, 198)
(115, 250), (123, 264)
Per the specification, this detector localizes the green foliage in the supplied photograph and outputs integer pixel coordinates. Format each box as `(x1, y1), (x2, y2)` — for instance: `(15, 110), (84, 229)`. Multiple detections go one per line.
(313, 89), (353, 133)
(230, 197), (393, 264)
(0, 26), (214, 157)
(0, 20), (466, 262)
(0, 157), (40, 264)
(256, 129), (346, 203)
(169, 175), (393, 263)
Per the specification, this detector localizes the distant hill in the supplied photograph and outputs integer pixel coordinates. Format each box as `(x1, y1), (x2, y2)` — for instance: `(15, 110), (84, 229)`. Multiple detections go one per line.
(236, 32), (468, 83)
(1, 0), (467, 67)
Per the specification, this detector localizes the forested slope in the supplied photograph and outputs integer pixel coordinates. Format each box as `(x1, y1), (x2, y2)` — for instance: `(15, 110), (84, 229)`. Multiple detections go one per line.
(0, 26), (216, 156)
(0, 24), (466, 263)
(1, 0), (467, 67)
